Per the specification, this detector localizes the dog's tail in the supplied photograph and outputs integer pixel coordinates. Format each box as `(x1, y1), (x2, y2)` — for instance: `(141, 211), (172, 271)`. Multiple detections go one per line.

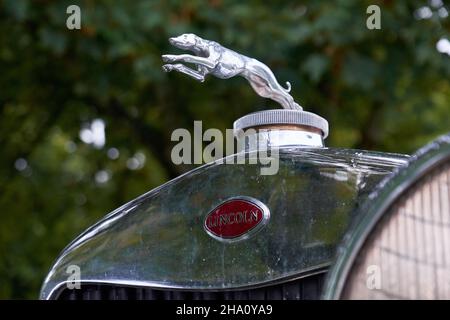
(283, 81), (291, 92)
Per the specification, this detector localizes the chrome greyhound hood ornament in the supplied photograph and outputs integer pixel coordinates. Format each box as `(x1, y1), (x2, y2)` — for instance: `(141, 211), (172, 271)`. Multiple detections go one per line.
(162, 33), (329, 147)
(162, 33), (301, 110)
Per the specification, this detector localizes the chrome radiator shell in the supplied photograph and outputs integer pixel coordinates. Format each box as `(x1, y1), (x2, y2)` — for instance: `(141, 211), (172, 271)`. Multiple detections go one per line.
(40, 147), (408, 299)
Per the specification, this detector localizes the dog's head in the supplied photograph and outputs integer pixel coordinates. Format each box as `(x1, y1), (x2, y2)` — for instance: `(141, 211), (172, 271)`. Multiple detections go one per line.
(169, 33), (203, 50)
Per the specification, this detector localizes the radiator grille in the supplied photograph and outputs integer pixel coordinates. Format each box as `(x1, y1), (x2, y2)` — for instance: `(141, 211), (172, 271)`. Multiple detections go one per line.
(342, 163), (450, 299)
(57, 273), (325, 300)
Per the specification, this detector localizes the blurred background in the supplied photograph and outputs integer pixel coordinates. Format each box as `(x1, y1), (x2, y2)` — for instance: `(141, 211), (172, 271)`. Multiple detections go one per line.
(0, 0), (449, 299)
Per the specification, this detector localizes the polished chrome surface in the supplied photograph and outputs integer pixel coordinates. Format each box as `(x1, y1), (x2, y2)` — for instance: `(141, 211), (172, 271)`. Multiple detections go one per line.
(237, 129), (324, 152)
(234, 110), (329, 139)
(162, 34), (329, 148)
(41, 147), (408, 299)
(323, 133), (450, 300)
(162, 33), (301, 110)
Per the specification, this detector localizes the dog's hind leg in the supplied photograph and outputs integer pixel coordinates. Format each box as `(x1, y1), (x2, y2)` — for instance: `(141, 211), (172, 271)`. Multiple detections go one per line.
(244, 72), (301, 110)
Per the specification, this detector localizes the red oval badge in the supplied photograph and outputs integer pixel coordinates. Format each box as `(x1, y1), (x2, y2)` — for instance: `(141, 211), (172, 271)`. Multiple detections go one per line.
(204, 196), (270, 242)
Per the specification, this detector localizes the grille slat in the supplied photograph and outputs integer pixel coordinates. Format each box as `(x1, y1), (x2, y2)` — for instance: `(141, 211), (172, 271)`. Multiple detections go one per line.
(57, 273), (325, 300)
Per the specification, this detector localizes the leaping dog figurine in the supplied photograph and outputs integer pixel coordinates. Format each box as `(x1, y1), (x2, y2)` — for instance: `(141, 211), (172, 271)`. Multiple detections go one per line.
(162, 33), (302, 110)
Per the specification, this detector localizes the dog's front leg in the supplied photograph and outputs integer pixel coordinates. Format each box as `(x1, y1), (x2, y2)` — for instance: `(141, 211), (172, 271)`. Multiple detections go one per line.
(162, 54), (216, 69)
(162, 63), (206, 82)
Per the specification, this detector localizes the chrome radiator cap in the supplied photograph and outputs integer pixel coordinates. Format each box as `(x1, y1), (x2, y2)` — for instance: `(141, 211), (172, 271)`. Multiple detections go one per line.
(234, 109), (329, 139)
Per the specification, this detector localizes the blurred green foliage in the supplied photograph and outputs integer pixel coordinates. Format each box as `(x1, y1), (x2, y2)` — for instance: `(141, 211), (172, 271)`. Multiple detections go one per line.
(0, 0), (449, 298)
